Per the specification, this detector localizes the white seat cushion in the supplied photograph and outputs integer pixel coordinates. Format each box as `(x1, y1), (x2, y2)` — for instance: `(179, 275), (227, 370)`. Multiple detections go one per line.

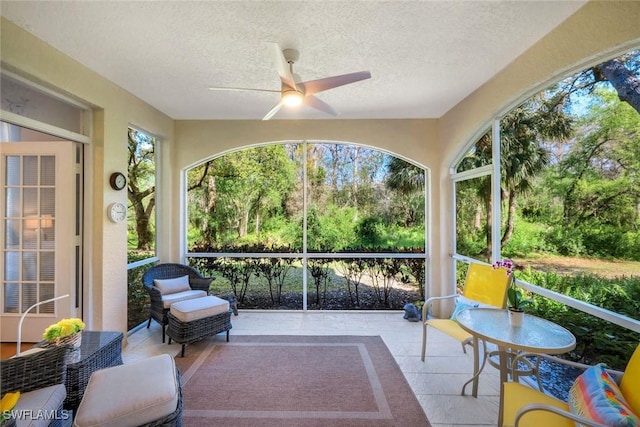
(153, 275), (191, 295)
(73, 354), (179, 427)
(14, 384), (67, 427)
(170, 295), (230, 322)
(161, 289), (206, 308)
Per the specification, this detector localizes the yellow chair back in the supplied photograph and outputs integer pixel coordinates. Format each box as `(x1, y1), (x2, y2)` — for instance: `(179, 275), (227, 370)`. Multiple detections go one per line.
(620, 343), (640, 415)
(462, 263), (511, 308)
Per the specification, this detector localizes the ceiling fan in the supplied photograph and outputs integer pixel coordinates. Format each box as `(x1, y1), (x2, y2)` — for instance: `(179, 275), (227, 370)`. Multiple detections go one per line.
(209, 43), (371, 120)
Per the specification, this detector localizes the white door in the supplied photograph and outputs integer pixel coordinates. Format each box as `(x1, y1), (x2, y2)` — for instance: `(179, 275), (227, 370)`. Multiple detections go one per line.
(0, 141), (79, 342)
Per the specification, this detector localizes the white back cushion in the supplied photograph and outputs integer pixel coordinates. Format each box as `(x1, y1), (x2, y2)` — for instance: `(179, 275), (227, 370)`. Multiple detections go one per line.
(154, 275), (191, 295)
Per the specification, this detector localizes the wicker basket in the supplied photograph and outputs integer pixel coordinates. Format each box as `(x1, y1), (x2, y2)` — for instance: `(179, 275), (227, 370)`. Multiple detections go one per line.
(46, 330), (83, 349)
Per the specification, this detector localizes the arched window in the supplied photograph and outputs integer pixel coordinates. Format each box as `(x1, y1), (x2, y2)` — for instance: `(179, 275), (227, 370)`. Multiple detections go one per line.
(185, 141), (428, 311)
(451, 49), (640, 369)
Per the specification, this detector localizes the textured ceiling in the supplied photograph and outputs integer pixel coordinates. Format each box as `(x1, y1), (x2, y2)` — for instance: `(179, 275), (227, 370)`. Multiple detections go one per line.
(1, 1), (586, 120)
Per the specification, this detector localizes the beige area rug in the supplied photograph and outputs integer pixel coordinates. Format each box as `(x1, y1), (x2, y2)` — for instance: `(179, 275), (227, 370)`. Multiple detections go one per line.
(173, 335), (431, 427)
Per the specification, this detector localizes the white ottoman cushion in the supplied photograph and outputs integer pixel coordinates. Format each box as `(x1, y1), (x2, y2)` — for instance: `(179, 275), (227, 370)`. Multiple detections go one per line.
(73, 354), (178, 427)
(170, 295), (230, 322)
(161, 289), (206, 308)
(14, 384), (67, 427)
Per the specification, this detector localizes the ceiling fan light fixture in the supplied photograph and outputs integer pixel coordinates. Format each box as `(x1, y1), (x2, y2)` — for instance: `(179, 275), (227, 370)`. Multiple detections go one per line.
(282, 90), (304, 107)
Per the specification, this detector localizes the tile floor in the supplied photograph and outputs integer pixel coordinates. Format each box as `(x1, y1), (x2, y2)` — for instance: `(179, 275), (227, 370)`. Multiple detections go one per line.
(124, 311), (501, 427)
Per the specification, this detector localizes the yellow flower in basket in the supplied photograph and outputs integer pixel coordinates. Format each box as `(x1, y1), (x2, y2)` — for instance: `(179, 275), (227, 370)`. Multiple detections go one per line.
(43, 318), (85, 342)
(0, 391), (20, 423)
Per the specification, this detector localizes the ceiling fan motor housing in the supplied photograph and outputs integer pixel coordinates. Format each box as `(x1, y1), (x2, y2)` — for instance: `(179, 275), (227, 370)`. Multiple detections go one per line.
(282, 48), (300, 64)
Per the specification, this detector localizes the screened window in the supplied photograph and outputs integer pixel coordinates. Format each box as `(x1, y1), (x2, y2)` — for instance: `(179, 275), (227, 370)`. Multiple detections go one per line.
(186, 142), (425, 252)
(451, 49), (640, 368)
(185, 141), (427, 311)
(453, 130), (493, 264)
(126, 128), (157, 261)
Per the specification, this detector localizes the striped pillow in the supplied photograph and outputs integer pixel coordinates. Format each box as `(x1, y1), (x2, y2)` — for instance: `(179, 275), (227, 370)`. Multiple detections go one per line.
(568, 363), (640, 427)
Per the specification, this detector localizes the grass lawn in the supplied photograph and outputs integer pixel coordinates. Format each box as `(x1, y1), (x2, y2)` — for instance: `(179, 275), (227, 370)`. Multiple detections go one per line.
(513, 255), (640, 279)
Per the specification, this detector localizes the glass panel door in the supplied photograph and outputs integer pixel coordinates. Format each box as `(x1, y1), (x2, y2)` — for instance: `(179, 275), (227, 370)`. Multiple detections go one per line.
(1, 141), (76, 342)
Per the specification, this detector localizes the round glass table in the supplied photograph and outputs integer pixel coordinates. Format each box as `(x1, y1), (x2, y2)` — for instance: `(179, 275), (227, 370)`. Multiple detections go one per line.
(455, 308), (576, 425)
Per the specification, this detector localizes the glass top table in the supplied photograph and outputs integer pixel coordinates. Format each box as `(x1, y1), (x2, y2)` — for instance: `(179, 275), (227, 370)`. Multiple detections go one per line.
(455, 308), (576, 426)
(456, 308), (576, 354)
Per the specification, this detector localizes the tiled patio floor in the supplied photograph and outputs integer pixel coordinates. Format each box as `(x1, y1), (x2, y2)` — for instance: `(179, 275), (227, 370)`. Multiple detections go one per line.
(124, 311), (501, 427)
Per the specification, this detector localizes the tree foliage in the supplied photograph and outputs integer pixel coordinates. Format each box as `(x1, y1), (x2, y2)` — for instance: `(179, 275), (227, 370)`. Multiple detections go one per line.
(455, 50), (640, 261)
(127, 128), (156, 251)
(187, 145), (297, 244)
(185, 143), (426, 251)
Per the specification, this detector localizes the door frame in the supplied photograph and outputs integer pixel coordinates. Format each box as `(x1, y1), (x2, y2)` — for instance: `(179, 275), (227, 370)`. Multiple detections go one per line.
(1, 141), (79, 342)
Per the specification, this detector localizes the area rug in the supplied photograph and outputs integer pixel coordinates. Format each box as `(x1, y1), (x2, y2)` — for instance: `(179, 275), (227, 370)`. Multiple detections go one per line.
(173, 335), (431, 426)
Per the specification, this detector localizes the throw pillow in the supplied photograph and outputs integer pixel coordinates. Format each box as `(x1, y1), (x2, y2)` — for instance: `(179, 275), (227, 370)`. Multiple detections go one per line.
(154, 275), (191, 295)
(568, 363), (640, 427)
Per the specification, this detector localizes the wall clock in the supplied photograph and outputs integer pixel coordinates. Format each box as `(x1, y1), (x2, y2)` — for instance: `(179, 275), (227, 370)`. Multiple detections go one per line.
(107, 202), (127, 223)
(109, 172), (127, 190)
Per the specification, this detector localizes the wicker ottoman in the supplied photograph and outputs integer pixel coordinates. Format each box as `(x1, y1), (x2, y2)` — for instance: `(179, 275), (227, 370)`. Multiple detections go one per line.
(167, 295), (232, 357)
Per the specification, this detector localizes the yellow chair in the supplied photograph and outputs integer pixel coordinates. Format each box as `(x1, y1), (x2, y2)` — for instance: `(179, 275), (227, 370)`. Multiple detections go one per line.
(501, 343), (640, 427)
(420, 262), (512, 361)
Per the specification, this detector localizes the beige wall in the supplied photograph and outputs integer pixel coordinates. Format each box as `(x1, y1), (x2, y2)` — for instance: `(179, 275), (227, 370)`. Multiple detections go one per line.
(172, 119), (438, 271)
(433, 1), (640, 308)
(1, 17), (175, 337)
(1, 0), (639, 335)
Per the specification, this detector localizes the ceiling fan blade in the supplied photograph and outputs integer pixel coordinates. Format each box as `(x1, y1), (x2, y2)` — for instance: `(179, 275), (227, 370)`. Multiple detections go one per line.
(262, 100), (285, 121)
(209, 87), (279, 93)
(271, 43), (297, 90)
(298, 71), (371, 95)
(303, 95), (338, 117)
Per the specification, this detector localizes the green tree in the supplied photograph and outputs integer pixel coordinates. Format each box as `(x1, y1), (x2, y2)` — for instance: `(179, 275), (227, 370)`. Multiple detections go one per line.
(384, 157), (425, 227)
(553, 89), (640, 257)
(385, 157), (424, 194)
(188, 145), (296, 245)
(127, 128), (156, 251)
(457, 97), (572, 258)
(593, 52), (640, 115)
(499, 95), (573, 249)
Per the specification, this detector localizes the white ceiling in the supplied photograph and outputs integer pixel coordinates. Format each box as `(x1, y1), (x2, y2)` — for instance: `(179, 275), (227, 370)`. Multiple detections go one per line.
(1, 1), (587, 121)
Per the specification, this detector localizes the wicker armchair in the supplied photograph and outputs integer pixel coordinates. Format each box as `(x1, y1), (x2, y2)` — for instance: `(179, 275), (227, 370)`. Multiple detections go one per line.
(142, 263), (213, 342)
(1, 345), (71, 426)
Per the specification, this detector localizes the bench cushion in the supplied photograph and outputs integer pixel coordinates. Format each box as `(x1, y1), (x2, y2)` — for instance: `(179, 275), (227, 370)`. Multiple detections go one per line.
(154, 275), (191, 295)
(73, 354), (178, 427)
(161, 289), (206, 309)
(14, 384), (66, 427)
(170, 295), (229, 322)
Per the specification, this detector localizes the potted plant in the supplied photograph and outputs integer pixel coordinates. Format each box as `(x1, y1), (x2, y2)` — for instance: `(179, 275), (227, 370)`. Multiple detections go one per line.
(493, 259), (530, 326)
(507, 284), (532, 327)
(43, 318), (85, 348)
